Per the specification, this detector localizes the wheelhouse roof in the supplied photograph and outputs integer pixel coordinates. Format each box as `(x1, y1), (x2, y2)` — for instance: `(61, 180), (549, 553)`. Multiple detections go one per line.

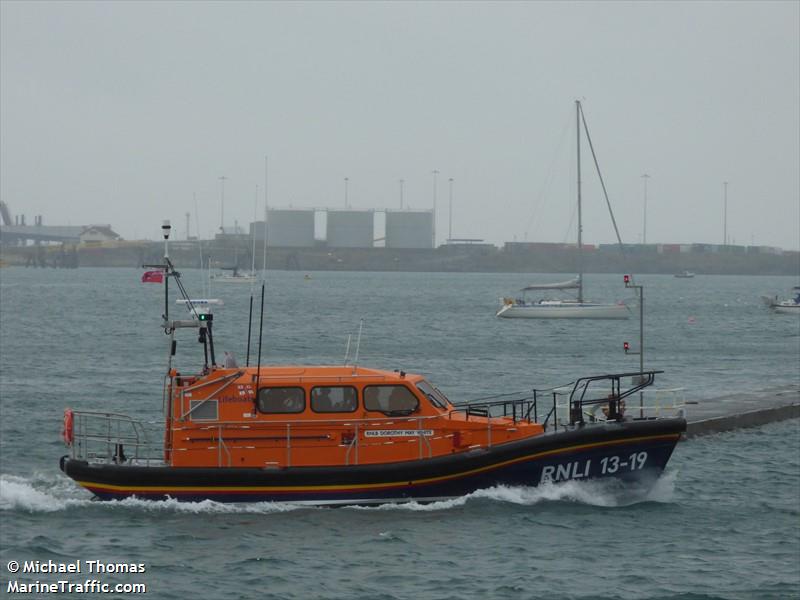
(213, 365), (424, 384)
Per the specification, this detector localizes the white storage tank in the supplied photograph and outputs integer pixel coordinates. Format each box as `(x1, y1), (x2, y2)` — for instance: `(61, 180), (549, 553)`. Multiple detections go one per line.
(326, 210), (374, 248)
(266, 210), (315, 247)
(385, 211), (433, 249)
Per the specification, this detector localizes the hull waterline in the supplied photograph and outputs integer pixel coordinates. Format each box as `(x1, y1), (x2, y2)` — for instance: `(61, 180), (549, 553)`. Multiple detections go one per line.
(772, 304), (800, 315)
(497, 302), (630, 320)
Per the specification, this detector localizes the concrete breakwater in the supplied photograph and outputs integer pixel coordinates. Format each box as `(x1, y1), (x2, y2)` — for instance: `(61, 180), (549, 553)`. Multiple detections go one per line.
(684, 386), (799, 438)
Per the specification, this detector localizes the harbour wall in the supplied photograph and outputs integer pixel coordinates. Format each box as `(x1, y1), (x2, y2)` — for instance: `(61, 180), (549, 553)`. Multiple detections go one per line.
(2, 241), (798, 275)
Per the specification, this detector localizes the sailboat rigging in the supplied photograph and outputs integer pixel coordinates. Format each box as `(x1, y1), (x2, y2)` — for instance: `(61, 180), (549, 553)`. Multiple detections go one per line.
(496, 100), (631, 320)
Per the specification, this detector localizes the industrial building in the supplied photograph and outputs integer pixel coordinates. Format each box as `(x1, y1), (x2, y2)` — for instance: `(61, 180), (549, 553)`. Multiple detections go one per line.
(326, 210), (374, 248)
(385, 211), (434, 249)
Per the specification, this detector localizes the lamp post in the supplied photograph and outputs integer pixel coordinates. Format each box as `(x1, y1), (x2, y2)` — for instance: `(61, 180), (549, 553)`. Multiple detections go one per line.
(399, 179), (404, 209)
(624, 274), (644, 418)
(219, 176), (228, 232)
(448, 178), (454, 243)
(432, 170), (439, 247)
(641, 174), (650, 245)
(723, 181), (728, 246)
(344, 177), (349, 208)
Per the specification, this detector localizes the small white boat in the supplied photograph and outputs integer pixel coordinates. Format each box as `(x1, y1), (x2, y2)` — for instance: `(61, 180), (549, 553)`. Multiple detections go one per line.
(761, 287), (800, 315)
(674, 271), (695, 278)
(211, 265), (257, 284)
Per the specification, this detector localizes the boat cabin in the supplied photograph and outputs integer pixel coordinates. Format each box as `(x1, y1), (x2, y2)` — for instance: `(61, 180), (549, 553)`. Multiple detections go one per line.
(165, 365), (544, 468)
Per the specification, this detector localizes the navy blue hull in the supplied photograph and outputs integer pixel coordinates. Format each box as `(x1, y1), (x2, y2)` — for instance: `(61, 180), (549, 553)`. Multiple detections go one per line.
(61, 418), (684, 504)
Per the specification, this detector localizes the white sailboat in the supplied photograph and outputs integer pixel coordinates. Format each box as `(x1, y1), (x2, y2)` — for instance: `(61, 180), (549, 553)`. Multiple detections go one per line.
(211, 263), (257, 284)
(496, 276), (629, 319)
(497, 100), (630, 320)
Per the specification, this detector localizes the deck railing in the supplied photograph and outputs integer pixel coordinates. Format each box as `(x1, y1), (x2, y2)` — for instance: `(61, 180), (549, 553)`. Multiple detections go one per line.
(452, 370), (685, 431)
(68, 411), (160, 466)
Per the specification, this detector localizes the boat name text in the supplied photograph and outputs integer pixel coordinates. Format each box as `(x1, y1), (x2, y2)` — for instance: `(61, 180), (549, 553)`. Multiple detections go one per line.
(364, 429), (434, 438)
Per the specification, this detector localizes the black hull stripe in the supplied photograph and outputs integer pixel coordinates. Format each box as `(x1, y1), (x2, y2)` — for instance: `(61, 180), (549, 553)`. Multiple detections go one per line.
(68, 428), (682, 497)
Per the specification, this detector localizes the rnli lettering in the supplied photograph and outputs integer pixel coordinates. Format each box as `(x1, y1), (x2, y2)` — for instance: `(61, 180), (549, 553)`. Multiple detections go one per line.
(539, 451), (650, 484)
(540, 460), (591, 484)
(364, 429), (434, 438)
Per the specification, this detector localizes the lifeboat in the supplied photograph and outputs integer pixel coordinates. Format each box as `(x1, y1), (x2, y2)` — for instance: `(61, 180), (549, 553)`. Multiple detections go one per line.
(59, 237), (685, 505)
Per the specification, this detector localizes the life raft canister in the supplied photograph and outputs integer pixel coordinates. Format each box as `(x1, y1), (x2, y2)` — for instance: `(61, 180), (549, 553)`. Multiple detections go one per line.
(62, 409), (74, 446)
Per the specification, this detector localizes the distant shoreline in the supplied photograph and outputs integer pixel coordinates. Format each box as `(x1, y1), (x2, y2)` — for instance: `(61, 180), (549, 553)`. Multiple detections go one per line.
(2, 241), (798, 276)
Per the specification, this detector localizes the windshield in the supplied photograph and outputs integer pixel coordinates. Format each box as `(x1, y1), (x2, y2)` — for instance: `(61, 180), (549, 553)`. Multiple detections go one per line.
(415, 380), (451, 409)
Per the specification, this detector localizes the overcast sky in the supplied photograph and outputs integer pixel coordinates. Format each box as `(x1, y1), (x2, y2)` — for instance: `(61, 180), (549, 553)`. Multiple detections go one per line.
(2, 1), (798, 250)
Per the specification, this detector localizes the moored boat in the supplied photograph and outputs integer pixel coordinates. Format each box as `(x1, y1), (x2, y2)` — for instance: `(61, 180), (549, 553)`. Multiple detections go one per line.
(211, 264), (257, 284)
(496, 278), (630, 320)
(497, 101), (631, 320)
(761, 286), (800, 315)
(59, 231), (684, 505)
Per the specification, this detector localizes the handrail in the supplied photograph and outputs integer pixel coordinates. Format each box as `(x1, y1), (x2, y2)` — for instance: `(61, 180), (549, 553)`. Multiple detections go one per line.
(69, 411), (159, 466)
(179, 371), (243, 421)
(180, 370), (243, 394)
(568, 370), (664, 424)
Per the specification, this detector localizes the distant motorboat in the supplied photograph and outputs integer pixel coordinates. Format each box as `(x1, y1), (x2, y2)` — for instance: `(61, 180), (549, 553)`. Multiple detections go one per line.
(674, 271), (695, 278)
(761, 286), (800, 315)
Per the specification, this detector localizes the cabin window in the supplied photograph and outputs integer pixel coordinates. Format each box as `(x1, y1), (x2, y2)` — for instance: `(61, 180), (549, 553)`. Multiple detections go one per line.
(257, 387), (305, 414)
(364, 385), (420, 415)
(189, 399), (218, 421)
(415, 380), (450, 409)
(310, 386), (358, 413)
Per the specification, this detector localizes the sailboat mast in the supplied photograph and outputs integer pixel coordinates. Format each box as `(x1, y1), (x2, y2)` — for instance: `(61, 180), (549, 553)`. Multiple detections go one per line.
(576, 100), (584, 303)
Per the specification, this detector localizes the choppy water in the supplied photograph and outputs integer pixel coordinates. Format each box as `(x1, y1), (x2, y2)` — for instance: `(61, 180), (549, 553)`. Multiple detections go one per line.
(1, 267), (799, 599)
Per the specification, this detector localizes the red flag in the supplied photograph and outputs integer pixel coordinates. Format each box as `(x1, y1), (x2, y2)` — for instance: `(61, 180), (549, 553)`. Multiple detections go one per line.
(141, 270), (164, 283)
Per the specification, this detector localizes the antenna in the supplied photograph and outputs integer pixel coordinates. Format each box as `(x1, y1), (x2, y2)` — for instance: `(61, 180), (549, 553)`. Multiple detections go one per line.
(343, 334), (352, 365)
(255, 282), (266, 387)
(251, 184), (258, 291)
(262, 156), (269, 281)
(352, 319), (364, 373)
(162, 220), (171, 323)
(246, 295), (254, 367)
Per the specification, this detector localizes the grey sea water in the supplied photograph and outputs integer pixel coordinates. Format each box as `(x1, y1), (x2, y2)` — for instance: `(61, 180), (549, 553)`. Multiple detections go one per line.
(1, 267), (798, 599)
